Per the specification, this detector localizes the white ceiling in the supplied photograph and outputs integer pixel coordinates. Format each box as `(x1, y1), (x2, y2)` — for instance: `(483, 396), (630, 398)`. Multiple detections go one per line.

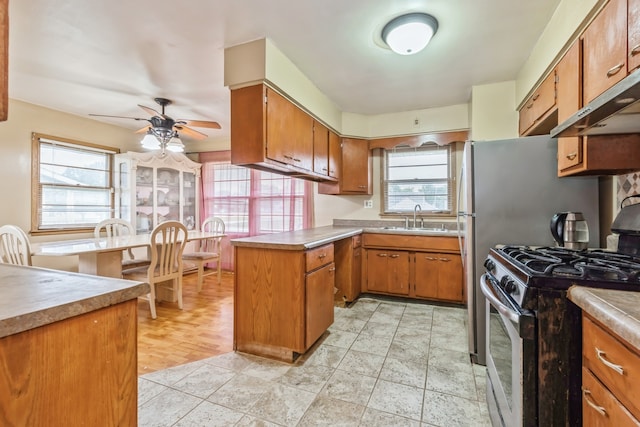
(7, 0), (561, 146)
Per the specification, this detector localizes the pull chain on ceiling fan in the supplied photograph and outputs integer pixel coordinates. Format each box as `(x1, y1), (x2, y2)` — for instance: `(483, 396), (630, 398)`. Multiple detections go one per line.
(89, 97), (221, 153)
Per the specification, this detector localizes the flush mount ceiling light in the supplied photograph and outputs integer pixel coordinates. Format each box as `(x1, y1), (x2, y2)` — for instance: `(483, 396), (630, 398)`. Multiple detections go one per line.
(382, 13), (438, 55)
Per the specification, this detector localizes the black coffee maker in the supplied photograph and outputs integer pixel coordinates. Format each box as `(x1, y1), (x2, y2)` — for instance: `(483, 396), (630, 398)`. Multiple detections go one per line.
(611, 195), (640, 255)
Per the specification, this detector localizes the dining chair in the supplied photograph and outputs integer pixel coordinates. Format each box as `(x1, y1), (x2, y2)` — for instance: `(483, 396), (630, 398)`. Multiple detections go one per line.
(0, 225), (32, 266)
(94, 218), (150, 270)
(122, 221), (188, 319)
(182, 217), (225, 292)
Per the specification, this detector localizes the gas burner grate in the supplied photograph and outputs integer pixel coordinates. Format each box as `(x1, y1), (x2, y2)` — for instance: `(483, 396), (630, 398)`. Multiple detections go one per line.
(498, 245), (640, 282)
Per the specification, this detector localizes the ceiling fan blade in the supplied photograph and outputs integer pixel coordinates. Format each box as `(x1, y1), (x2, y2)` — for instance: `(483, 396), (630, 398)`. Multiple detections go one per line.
(88, 113), (148, 121)
(179, 119), (221, 129)
(175, 125), (207, 140)
(138, 104), (163, 118)
(135, 125), (151, 134)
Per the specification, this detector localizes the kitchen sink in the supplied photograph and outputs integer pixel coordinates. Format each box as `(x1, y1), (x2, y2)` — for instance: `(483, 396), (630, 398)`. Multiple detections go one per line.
(379, 226), (450, 233)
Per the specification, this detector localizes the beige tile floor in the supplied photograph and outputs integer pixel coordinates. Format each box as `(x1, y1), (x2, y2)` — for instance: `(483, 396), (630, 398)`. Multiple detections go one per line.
(138, 297), (492, 426)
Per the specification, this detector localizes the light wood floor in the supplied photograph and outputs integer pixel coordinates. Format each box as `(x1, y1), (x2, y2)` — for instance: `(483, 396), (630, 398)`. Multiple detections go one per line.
(137, 270), (234, 375)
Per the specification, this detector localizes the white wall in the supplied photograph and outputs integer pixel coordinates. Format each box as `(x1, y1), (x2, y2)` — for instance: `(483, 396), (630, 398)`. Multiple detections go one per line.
(470, 81), (518, 141)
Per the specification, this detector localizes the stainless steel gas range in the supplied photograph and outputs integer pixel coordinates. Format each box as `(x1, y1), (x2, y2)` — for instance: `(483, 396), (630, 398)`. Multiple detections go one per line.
(481, 245), (640, 427)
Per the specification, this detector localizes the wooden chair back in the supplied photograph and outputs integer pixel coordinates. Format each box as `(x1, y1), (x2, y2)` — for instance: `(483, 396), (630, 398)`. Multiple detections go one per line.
(94, 218), (137, 260)
(148, 221), (188, 280)
(0, 225), (32, 266)
(200, 217), (225, 253)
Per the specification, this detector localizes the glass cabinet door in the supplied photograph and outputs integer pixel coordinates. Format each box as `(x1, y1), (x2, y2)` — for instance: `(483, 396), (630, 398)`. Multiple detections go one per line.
(156, 167), (181, 225)
(117, 161), (131, 222)
(183, 172), (196, 230)
(135, 166), (154, 232)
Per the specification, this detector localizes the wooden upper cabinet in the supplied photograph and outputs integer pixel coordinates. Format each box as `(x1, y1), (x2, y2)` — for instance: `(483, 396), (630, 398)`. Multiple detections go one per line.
(265, 88), (313, 171)
(230, 84), (334, 181)
(328, 130), (340, 179)
(519, 70), (557, 136)
(0, 0), (7, 122)
(312, 120), (329, 175)
(556, 40), (584, 174)
(582, 0), (627, 104)
(318, 137), (372, 195)
(629, 0), (640, 72)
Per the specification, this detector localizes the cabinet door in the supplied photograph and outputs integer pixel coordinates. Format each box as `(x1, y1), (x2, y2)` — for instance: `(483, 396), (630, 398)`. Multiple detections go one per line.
(341, 138), (370, 193)
(328, 130), (340, 179)
(266, 88), (296, 165)
(313, 121), (329, 175)
(366, 250), (391, 292)
(436, 253), (463, 302)
(350, 246), (362, 301)
(415, 252), (463, 302)
(366, 249), (409, 295)
(294, 106), (313, 171)
(414, 253), (439, 299)
(582, 0), (627, 104)
(558, 137), (583, 172)
(306, 262), (335, 348)
(582, 367), (640, 426)
(0, 0), (6, 122)
(629, 0), (640, 72)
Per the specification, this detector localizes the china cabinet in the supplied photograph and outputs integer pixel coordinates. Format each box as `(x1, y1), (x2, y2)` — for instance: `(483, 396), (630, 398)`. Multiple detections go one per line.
(114, 151), (201, 233)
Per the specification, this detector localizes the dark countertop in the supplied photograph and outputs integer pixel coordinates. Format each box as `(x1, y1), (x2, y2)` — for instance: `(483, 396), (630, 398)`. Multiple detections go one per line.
(0, 264), (149, 338)
(230, 225), (461, 250)
(568, 286), (640, 352)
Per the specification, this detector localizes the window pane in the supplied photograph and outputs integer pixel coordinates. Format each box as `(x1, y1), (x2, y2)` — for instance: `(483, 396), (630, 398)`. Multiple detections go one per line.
(40, 164), (110, 187)
(34, 135), (116, 231)
(384, 144), (453, 214)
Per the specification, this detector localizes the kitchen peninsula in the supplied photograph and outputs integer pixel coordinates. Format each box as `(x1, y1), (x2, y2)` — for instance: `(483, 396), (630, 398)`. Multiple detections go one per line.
(232, 224), (463, 362)
(0, 264), (148, 426)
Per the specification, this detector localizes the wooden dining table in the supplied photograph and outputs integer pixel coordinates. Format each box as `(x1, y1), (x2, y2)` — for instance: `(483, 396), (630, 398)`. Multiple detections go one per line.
(32, 230), (225, 278)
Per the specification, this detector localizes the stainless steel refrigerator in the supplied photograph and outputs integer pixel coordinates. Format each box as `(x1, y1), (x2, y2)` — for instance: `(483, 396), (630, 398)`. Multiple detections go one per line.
(457, 135), (600, 365)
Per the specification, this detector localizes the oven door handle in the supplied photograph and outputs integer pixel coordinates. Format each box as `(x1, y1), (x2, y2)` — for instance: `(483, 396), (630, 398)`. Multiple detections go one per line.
(480, 273), (520, 324)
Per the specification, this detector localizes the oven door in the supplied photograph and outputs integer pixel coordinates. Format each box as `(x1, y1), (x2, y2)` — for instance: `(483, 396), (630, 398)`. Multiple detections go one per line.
(480, 273), (536, 427)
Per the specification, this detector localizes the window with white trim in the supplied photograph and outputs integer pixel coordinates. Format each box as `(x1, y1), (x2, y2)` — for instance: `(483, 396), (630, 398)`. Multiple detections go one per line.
(383, 143), (455, 215)
(31, 133), (118, 233)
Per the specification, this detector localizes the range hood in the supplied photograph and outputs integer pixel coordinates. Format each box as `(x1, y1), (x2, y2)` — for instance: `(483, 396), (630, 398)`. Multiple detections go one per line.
(551, 67), (640, 137)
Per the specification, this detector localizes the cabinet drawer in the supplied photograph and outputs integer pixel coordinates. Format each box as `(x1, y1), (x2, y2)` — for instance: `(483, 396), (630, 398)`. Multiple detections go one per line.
(583, 315), (640, 420)
(306, 243), (334, 272)
(582, 367), (640, 426)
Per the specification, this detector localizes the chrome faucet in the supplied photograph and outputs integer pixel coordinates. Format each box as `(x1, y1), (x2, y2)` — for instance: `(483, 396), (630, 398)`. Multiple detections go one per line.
(413, 204), (422, 229)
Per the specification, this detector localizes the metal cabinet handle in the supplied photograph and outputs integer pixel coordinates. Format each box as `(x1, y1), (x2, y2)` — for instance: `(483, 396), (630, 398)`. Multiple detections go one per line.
(284, 155), (294, 160)
(595, 348), (624, 375)
(532, 93), (540, 101)
(318, 254), (326, 259)
(439, 258), (451, 262)
(606, 63), (624, 77)
(390, 254), (400, 258)
(425, 256), (437, 261)
(293, 158), (301, 162)
(526, 102), (534, 109)
(566, 152), (577, 160)
(582, 389), (606, 416)
(377, 253), (388, 257)
(631, 44), (640, 56)
(358, 185), (366, 189)
(329, 267), (336, 272)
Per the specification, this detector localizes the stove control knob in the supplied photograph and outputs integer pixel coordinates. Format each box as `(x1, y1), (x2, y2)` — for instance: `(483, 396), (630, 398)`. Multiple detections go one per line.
(500, 277), (518, 295)
(483, 259), (495, 272)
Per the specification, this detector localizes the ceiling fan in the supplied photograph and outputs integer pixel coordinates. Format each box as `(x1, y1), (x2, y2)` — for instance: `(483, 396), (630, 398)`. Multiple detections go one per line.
(89, 97), (221, 152)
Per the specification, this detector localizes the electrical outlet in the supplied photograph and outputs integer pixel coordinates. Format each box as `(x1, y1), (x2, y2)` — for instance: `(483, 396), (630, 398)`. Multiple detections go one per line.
(364, 200), (373, 208)
(413, 117), (420, 127)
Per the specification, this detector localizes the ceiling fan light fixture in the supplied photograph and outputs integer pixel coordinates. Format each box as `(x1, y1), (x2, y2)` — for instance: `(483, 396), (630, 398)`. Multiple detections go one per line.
(166, 135), (185, 153)
(382, 13), (438, 55)
(141, 132), (161, 149)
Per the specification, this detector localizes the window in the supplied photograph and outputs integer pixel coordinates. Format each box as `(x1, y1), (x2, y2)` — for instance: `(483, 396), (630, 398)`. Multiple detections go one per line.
(199, 151), (313, 270)
(31, 133), (118, 233)
(383, 143), (455, 215)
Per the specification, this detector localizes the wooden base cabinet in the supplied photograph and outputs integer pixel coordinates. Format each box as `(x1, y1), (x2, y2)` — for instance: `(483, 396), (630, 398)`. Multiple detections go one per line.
(0, 301), (138, 426)
(582, 314), (640, 425)
(334, 235), (362, 304)
(362, 234), (464, 304)
(234, 244), (335, 362)
(365, 249), (410, 296)
(414, 252), (464, 302)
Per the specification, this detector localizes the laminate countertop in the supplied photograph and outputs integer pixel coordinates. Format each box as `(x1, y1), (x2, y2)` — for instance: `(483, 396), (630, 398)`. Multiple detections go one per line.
(230, 225), (460, 250)
(0, 264), (149, 338)
(568, 286), (640, 352)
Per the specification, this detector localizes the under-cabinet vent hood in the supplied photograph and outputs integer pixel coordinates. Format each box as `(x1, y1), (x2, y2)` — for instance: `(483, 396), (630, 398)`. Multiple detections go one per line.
(551, 68), (640, 137)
